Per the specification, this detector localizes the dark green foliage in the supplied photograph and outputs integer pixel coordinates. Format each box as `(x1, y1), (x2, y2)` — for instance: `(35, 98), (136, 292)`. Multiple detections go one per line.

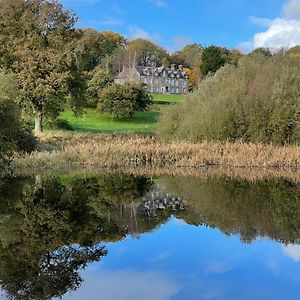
(0, 172), (154, 299)
(158, 55), (300, 145)
(249, 47), (272, 58)
(98, 83), (152, 120)
(201, 45), (230, 77)
(0, 71), (36, 169)
(86, 66), (113, 107)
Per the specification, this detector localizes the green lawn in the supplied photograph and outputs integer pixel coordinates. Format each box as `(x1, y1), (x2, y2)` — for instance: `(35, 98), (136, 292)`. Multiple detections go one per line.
(59, 108), (159, 134)
(151, 93), (183, 103)
(56, 94), (184, 135)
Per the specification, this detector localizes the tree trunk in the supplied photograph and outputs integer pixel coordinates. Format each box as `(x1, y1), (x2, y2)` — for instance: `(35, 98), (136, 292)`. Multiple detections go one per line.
(34, 109), (43, 134)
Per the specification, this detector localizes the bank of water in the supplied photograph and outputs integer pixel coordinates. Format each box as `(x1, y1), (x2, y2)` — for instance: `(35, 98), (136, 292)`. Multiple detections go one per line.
(1, 172), (300, 299)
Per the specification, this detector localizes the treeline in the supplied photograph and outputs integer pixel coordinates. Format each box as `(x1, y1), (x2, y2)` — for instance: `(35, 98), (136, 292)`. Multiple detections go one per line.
(0, 0), (244, 136)
(158, 48), (300, 145)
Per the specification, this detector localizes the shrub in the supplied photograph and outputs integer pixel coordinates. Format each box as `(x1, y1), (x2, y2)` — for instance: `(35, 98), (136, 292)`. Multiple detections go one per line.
(98, 83), (152, 120)
(158, 54), (300, 145)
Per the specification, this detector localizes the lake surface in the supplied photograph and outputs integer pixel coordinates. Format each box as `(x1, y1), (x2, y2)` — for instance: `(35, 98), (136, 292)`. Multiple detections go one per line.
(1, 172), (300, 299)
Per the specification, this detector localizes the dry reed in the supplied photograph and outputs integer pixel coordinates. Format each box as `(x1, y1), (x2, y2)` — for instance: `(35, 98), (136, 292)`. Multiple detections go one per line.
(11, 133), (300, 173)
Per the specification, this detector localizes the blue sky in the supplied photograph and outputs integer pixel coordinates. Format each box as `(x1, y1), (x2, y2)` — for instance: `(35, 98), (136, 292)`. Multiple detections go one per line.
(61, 0), (300, 53)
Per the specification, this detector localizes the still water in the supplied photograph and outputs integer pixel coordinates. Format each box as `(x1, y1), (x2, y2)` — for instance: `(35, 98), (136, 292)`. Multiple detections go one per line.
(0, 172), (300, 299)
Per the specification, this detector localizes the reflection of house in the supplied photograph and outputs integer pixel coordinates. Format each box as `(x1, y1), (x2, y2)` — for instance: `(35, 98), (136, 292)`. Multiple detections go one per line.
(115, 64), (189, 94)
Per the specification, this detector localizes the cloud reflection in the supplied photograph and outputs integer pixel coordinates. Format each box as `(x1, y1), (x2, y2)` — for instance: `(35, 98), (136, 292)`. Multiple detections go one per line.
(61, 269), (180, 300)
(283, 244), (300, 262)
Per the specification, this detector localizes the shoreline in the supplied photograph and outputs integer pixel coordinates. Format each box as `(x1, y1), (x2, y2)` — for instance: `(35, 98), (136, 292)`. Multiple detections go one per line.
(10, 132), (300, 176)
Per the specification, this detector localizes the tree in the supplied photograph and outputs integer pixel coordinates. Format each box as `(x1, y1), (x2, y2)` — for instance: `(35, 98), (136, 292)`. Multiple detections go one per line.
(98, 83), (152, 120)
(0, 0), (80, 133)
(0, 70), (36, 170)
(171, 44), (203, 89)
(201, 46), (230, 77)
(86, 66), (113, 107)
(249, 47), (272, 58)
(171, 44), (203, 68)
(74, 28), (126, 72)
(126, 38), (169, 67)
(183, 67), (197, 90)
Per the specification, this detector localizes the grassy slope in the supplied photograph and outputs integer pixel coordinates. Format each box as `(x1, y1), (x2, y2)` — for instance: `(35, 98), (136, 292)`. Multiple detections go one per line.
(58, 94), (183, 135)
(59, 108), (159, 134)
(151, 93), (183, 103)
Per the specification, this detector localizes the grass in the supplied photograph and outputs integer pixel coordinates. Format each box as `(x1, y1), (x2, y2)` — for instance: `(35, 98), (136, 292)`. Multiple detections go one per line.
(56, 93), (183, 135)
(59, 108), (159, 135)
(151, 93), (183, 103)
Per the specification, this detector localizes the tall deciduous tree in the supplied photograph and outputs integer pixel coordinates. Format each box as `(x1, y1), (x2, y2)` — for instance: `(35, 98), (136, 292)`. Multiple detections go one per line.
(0, 0), (81, 133)
(126, 38), (169, 67)
(74, 28), (126, 72)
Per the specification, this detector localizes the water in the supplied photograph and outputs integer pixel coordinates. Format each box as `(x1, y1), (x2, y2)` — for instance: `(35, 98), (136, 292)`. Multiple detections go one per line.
(1, 172), (300, 299)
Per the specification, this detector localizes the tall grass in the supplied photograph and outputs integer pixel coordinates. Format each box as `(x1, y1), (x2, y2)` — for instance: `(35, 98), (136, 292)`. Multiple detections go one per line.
(11, 133), (300, 172)
(158, 55), (300, 145)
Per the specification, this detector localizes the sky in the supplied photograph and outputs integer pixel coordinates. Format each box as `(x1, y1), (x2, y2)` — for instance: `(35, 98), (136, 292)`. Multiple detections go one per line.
(60, 0), (300, 53)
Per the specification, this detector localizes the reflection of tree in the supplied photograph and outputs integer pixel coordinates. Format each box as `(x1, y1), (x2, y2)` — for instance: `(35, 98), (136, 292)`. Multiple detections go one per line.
(160, 176), (300, 244)
(4, 172), (300, 299)
(0, 173), (153, 300)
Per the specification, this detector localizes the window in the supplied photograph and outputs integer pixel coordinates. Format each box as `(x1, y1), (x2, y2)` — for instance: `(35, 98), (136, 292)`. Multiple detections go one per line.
(175, 80), (179, 86)
(176, 87), (179, 94)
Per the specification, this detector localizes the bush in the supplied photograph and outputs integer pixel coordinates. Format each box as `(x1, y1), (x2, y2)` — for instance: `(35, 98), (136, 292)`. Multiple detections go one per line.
(98, 83), (152, 120)
(158, 54), (300, 145)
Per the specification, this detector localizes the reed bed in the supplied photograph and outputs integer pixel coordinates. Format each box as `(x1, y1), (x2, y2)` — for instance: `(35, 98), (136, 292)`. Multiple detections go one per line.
(11, 133), (300, 173)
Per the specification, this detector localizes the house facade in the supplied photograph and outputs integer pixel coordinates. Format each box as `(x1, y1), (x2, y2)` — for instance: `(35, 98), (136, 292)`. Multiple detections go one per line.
(115, 64), (189, 95)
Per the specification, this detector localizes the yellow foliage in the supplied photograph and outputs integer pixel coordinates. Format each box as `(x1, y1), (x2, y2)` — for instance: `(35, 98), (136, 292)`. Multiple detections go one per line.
(183, 67), (198, 90)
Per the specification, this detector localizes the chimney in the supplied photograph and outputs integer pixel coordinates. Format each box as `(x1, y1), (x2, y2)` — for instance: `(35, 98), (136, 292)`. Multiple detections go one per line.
(178, 65), (183, 71)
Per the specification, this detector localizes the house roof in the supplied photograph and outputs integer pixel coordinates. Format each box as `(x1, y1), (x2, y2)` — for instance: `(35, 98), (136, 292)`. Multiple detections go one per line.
(136, 66), (188, 79)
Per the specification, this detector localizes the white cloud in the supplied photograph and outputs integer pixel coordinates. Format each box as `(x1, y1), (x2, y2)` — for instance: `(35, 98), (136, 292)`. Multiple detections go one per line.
(128, 25), (161, 43)
(167, 35), (193, 53)
(254, 18), (300, 49)
(249, 16), (272, 27)
(283, 244), (300, 261)
(283, 0), (300, 19)
(61, 268), (180, 300)
(238, 0), (300, 52)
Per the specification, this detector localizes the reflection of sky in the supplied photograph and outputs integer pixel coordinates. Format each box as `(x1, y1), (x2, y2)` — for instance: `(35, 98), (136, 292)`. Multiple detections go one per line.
(62, 218), (300, 300)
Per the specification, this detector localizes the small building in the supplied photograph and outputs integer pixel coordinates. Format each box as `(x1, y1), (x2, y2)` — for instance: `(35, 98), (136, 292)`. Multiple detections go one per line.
(115, 64), (189, 95)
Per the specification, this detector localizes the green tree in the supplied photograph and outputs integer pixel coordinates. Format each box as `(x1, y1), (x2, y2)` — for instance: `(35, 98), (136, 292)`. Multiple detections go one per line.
(126, 38), (169, 67)
(74, 28), (126, 72)
(249, 47), (272, 58)
(201, 45), (230, 77)
(86, 66), (113, 107)
(0, 70), (36, 170)
(98, 83), (152, 120)
(0, 0), (82, 133)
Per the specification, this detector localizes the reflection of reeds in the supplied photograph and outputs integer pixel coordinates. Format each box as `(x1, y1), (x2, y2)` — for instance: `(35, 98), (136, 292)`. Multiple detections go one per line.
(12, 133), (300, 173)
